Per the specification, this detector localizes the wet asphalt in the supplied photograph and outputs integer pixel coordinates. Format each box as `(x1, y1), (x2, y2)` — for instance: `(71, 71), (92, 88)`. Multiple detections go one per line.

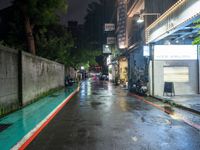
(27, 79), (200, 150)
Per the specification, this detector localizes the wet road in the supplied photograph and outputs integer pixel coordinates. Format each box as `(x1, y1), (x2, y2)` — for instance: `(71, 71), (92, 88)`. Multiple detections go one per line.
(27, 79), (200, 150)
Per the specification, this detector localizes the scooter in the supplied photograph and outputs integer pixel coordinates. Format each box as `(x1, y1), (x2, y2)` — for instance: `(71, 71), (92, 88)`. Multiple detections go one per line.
(131, 80), (148, 95)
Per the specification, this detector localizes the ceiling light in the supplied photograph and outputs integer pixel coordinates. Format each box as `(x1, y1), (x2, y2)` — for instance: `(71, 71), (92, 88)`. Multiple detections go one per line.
(137, 15), (144, 23)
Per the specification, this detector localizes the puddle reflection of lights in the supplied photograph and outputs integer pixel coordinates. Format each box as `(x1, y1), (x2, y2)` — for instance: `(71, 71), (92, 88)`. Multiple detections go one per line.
(86, 80), (92, 95)
(80, 89), (86, 98)
(108, 84), (112, 92)
(104, 100), (112, 111)
(87, 85), (91, 96)
(119, 99), (129, 112)
(170, 113), (182, 120)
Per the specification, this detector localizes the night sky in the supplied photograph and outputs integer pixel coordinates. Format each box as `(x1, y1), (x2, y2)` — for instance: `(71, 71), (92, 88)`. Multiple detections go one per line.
(0, 0), (97, 25)
(61, 0), (98, 25)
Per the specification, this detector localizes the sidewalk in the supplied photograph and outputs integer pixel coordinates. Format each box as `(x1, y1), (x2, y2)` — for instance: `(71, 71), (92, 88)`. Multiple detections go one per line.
(155, 95), (200, 115)
(0, 85), (79, 150)
(129, 93), (200, 131)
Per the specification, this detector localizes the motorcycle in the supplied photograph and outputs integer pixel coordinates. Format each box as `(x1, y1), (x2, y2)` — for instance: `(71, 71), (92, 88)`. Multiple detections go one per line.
(130, 79), (148, 95)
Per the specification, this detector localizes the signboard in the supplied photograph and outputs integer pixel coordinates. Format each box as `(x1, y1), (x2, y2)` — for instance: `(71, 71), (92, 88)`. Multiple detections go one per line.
(103, 45), (111, 54)
(104, 23), (115, 31)
(143, 45), (150, 56)
(154, 45), (197, 60)
(107, 37), (116, 44)
(163, 82), (175, 96)
(117, 0), (127, 49)
(107, 55), (112, 65)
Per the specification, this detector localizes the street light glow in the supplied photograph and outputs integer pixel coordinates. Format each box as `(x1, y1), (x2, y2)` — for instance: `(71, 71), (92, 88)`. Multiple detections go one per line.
(137, 16), (144, 23)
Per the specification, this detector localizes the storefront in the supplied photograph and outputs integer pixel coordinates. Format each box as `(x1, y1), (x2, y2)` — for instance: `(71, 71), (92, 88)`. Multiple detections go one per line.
(145, 0), (200, 96)
(119, 57), (128, 86)
(149, 45), (199, 96)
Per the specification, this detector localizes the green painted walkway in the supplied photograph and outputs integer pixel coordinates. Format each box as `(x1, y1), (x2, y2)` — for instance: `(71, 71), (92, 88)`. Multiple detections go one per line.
(0, 85), (77, 150)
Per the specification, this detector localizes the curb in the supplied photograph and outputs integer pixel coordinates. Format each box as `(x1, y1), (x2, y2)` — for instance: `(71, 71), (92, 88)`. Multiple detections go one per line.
(129, 93), (200, 131)
(11, 87), (80, 150)
(152, 96), (200, 116)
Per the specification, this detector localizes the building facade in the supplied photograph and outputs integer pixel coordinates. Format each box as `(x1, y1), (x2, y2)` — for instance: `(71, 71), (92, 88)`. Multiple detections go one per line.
(113, 0), (178, 90)
(145, 0), (200, 96)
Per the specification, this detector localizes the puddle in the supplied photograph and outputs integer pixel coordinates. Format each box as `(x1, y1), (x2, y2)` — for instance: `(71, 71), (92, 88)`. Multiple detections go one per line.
(92, 92), (99, 95)
(90, 101), (104, 109)
(164, 106), (174, 114)
(91, 102), (103, 106)
(0, 123), (12, 132)
(50, 94), (59, 97)
(141, 116), (172, 125)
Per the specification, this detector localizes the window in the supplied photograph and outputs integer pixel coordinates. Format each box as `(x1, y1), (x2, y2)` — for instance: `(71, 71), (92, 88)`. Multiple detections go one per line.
(164, 67), (189, 82)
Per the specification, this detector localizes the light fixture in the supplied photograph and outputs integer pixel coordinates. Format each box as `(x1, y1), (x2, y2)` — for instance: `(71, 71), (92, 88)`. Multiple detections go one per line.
(137, 15), (144, 23)
(137, 13), (160, 24)
(105, 45), (109, 48)
(81, 66), (84, 70)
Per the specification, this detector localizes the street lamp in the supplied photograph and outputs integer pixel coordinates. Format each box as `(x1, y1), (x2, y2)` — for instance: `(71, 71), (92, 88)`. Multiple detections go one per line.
(105, 45), (109, 48)
(137, 13), (160, 23)
(137, 15), (144, 23)
(81, 66), (85, 70)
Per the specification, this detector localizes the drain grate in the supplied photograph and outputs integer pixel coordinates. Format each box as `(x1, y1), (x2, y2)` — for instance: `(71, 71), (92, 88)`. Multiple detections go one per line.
(0, 123), (12, 132)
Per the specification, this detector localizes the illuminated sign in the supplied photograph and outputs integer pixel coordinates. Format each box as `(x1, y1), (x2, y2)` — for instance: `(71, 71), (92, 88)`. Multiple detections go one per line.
(143, 45), (150, 56)
(117, 0), (127, 49)
(105, 23), (115, 31)
(154, 45), (197, 60)
(107, 55), (112, 65)
(103, 45), (111, 54)
(107, 37), (116, 44)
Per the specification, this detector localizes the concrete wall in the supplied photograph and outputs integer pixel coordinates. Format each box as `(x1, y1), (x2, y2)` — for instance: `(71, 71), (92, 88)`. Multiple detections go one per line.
(22, 52), (65, 105)
(0, 46), (19, 105)
(65, 67), (76, 79)
(153, 60), (198, 96)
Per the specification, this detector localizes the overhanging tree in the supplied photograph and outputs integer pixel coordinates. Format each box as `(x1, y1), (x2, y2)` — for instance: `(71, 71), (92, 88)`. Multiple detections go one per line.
(83, 0), (115, 70)
(14, 0), (67, 55)
(36, 24), (74, 64)
(193, 19), (200, 44)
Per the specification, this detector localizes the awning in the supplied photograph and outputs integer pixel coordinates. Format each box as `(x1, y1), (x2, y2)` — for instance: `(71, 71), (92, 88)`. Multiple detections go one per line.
(145, 0), (200, 44)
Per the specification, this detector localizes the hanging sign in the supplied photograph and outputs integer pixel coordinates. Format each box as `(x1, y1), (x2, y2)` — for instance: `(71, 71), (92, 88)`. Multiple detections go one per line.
(105, 23), (115, 31)
(154, 45), (197, 60)
(107, 37), (116, 44)
(103, 45), (111, 54)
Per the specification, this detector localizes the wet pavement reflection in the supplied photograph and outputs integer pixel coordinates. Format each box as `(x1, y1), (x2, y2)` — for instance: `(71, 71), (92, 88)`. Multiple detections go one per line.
(27, 79), (200, 150)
